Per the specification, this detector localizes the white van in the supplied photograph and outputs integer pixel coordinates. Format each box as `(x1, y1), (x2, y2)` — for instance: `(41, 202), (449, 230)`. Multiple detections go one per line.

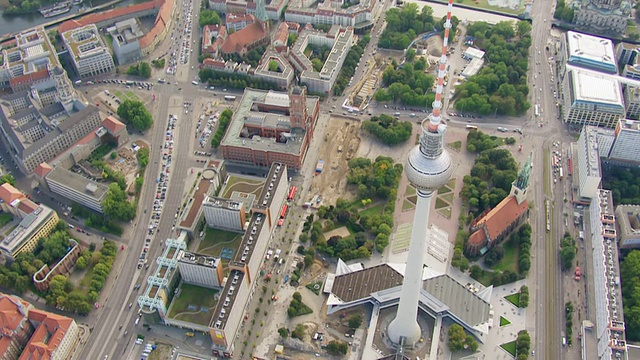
(192, 81), (199, 86)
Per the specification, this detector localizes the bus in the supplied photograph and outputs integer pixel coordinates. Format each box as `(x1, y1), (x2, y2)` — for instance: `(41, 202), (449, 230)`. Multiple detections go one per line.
(466, 125), (478, 130)
(559, 167), (564, 179)
(287, 186), (297, 201)
(535, 104), (540, 117)
(277, 204), (288, 226)
(552, 155), (558, 167)
(224, 95), (236, 101)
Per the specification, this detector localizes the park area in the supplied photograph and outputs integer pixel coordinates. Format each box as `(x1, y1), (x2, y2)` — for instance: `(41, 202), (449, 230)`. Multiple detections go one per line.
(166, 283), (219, 326)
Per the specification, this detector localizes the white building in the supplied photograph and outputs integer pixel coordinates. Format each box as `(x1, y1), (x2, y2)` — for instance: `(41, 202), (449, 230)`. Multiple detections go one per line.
(44, 166), (108, 213)
(177, 250), (223, 289)
(608, 119), (640, 165)
(564, 31), (617, 74)
(0, 205), (58, 260)
(202, 196), (245, 232)
(288, 26), (354, 94)
(61, 24), (115, 79)
(576, 126), (604, 200)
(562, 68), (625, 128)
(588, 189), (627, 360)
(107, 19), (144, 65)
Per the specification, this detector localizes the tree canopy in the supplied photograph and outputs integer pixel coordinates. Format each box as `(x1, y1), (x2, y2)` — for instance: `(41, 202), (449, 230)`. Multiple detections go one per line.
(375, 59), (435, 107)
(602, 166), (640, 205)
(199, 9), (221, 27)
(447, 324), (477, 351)
(211, 109), (233, 148)
(379, 4), (436, 50)
(560, 232), (576, 270)
(362, 114), (413, 145)
(454, 21), (532, 116)
(621, 250), (640, 341)
(0, 174), (16, 186)
(117, 100), (153, 131)
(334, 36), (369, 95)
(460, 147), (518, 214)
(102, 183), (136, 222)
(126, 62), (151, 78)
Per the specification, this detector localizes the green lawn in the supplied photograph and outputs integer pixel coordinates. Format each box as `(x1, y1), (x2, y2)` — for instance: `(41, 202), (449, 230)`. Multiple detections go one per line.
(437, 185), (452, 194)
(402, 199), (415, 211)
(0, 212), (13, 227)
(405, 185), (416, 196)
(446, 179), (456, 189)
(359, 204), (384, 218)
(4, 224), (18, 236)
(441, 192), (454, 203)
(168, 283), (219, 325)
(448, 140), (462, 152)
(492, 236), (520, 273)
(198, 228), (242, 257)
(435, 197), (448, 209)
(305, 281), (324, 295)
(505, 293), (521, 307)
(500, 316), (511, 327)
(500, 340), (517, 356)
(221, 176), (264, 197)
(437, 207), (451, 218)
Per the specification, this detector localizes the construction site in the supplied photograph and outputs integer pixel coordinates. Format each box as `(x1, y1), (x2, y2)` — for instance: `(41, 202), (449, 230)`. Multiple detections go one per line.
(306, 117), (362, 207)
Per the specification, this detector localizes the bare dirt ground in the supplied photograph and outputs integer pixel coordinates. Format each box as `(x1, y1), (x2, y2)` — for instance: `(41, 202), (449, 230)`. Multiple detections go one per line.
(308, 117), (362, 206)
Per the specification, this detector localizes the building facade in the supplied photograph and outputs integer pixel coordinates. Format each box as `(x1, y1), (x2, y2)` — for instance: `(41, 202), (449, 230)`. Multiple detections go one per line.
(0, 205), (59, 261)
(616, 42), (638, 66)
(202, 196), (246, 232)
(61, 24), (115, 79)
(43, 166), (108, 213)
(570, 0), (632, 38)
(176, 250), (224, 289)
(623, 86), (640, 119)
(220, 87), (320, 170)
(608, 119), (640, 165)
(561, 68), (625, 128)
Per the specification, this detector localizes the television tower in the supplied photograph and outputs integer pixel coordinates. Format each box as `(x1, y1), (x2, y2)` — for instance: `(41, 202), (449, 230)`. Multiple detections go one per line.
(386, 0), (455, 347)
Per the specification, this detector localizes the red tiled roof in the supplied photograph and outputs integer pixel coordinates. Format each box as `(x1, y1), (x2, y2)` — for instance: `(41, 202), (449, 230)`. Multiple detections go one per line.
(226, 13), (254, 24)
(203, 58), (225, 68)
(220, 22), (267, 54)
(0, 294), (30, 334)
(0, 183), (24, 205)
(274, 22), (288, 45)
(9, 69), (49, 88)
(58, 0), (158, 33)
(470, 196), (529, 244)
(17, 200), (38, 215)
(34, 163), (53, 178)
(467, 226), (486, 246)
(140, 0), (173, 49)
(102, 116), (125, 134)
(21, 309), (74, 360)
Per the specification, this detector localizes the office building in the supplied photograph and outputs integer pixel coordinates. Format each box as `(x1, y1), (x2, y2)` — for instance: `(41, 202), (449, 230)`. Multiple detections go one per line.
(61, 24), (115, 79)
(288, 26), (354, 94)
(220, 87), (320, 170)
(608, 119), (640, 165)
(177, 250), (224, 289)
(202, 196), (246, 232)
(284, 0), (379, 32)
(623, 86), (640, 119)
(0, 27), (61, 91)
(561, 68), (625, 128)
(0, 183), (38, 219)
(107, 18), (144, 65)
(616, 42), (638, 66)
(571, 0), (632, 37)
(588, 190), (627, 360)
(576, 126), (604, 200)
(42, 166), (109, 213)
(615, 205), (640, 249)
(176, 161), (225, 237)
(564, 31), (617, 74)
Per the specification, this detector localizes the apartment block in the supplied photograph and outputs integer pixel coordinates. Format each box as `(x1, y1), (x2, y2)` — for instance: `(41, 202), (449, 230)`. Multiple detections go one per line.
(615, 205), (640, 249)
(62, 24), (115, 79)
(177, 250), (224, 289)
(202, 196), (246, 232)
(43, 166), (108, 213)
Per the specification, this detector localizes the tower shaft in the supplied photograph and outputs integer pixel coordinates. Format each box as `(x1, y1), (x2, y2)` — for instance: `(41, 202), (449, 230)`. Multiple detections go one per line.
(387, 190), (434, 345)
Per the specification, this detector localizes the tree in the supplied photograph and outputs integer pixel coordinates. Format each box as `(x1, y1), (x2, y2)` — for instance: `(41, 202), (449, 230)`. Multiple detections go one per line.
(75, 256), (88, 270)
(448, 324), (467, 350)
(326, 340), (348, 355)
(560, 232), (576, 270)
(117, 100), (153, 131)
(102, 183), (136, 221)
(0, 174), (16, 186)
(268, 60), (279, 72)
(362, 115), (413, 145)
(278, 327), (288, 338)
(291, 323), (306, 339)
(211, 109), (233, 148)
(125, 62), (151, 78)
(348, 314), (363, 329)
(519, 285), (529, 308)
(199, 9), (221, 27)
(136, 147), (149, 169)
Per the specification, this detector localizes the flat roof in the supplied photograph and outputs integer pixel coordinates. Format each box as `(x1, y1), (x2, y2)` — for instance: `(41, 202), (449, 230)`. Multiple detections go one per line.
(45, 167), (108, 201)
(0, 205), (55, 255)
(570, 69), (623, 106)
(220, 88), (319, 155)
(332, 264), (403, 303)
(61, 24), (109, 60)
(177, 250), (219, 268)
(567, 31), (617, 73)
(423, 274), (490, 326)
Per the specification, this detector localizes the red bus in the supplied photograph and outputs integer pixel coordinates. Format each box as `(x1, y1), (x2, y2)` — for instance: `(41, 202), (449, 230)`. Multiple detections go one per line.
(280, 204), (288, 219)
(287, 186), (297, 201)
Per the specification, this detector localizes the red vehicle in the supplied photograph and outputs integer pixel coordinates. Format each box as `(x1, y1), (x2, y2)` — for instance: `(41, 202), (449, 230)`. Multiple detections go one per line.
(121, 245), (125, 250)
(76, 228), (83, 232)
(287, 186), (297, 201)
(280, 204), (288, 219)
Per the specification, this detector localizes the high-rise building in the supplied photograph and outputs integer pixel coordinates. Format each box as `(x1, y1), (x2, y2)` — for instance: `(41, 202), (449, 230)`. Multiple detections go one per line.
(176, 250), (224, 289)
(608, 119), (640, 165)
(202, 196), (246, 232)
(386, 0), (455, 347)
(564, 31), (617, 74)
(576, 126), (604, 200)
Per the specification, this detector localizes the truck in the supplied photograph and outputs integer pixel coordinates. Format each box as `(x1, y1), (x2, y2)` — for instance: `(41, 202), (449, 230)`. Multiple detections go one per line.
(316, 160), (325, 174)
